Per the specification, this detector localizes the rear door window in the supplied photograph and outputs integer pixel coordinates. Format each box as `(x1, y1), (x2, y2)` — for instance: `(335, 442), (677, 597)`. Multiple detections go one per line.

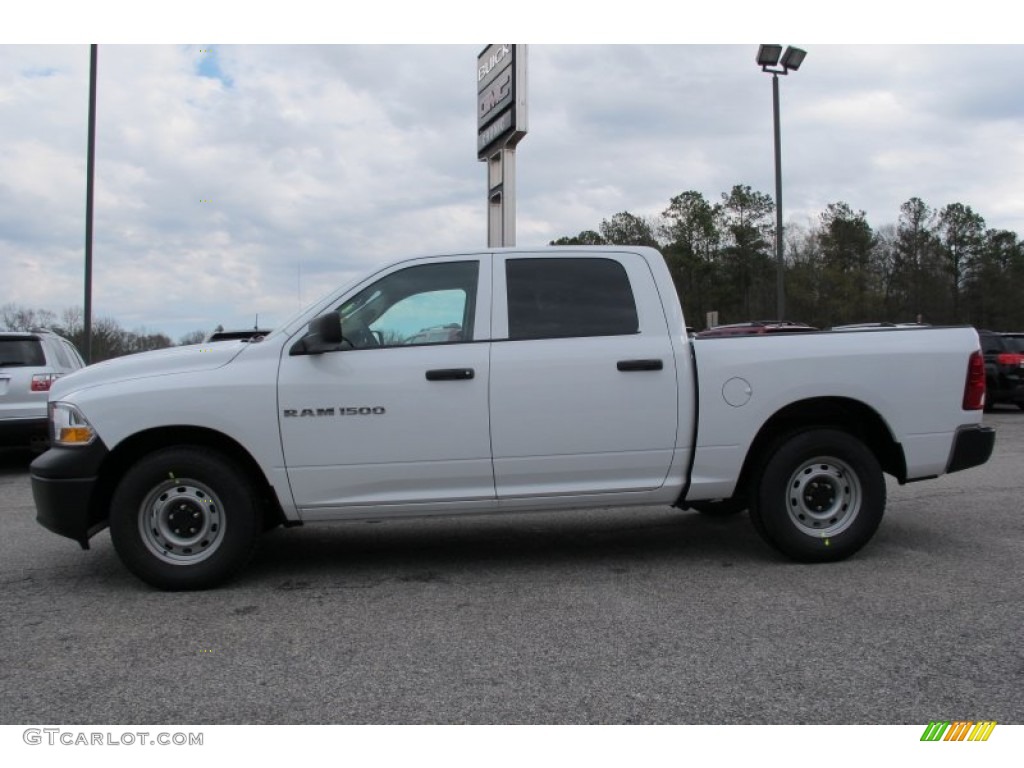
(505, 258), (639, 340)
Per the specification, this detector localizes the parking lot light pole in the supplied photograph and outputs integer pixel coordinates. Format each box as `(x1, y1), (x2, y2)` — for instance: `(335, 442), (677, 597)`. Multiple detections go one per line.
(757, 44), (806, 321)
(84, 44), (98, 364)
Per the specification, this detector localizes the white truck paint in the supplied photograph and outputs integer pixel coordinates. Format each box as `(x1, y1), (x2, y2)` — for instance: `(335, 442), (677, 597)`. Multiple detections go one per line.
(31, 247), (995, 589)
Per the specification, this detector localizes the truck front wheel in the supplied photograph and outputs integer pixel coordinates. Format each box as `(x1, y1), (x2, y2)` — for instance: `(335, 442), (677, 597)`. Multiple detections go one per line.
(749, 429), (885, 562)
(109, 447), (261, 590)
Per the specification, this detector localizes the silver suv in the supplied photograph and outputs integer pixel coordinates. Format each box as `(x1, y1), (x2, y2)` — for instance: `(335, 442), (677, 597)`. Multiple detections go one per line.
(0, 330), (86, 450)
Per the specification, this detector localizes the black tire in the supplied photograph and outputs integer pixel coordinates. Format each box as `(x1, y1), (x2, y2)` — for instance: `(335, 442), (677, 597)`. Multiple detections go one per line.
(109, 446), (261, 590)
(749, 429), (885, 563)
(687, 498), (747, 517)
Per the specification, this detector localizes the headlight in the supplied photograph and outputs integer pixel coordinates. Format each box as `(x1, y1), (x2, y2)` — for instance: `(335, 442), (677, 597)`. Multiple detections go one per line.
(50, 402), (97, 446)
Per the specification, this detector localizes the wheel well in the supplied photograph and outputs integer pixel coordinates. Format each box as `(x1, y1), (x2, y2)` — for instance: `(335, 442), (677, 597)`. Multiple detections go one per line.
(90, 426), (287, 532)
(732, 397), (906, 504)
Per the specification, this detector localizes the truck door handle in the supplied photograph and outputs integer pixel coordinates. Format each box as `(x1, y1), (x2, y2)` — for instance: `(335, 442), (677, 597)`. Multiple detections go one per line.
(617, 359), (663, 372)
(425, 368), (475, 381)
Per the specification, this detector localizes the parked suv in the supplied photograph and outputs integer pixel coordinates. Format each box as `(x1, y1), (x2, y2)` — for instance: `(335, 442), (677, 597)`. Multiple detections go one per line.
(0, 330), (86, 450)
(978, 330), (1024, 410)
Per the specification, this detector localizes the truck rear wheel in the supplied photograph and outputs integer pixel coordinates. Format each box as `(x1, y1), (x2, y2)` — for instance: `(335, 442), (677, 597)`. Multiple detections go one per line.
(749, 429), (885, 562)
(109, 447), (261, 590)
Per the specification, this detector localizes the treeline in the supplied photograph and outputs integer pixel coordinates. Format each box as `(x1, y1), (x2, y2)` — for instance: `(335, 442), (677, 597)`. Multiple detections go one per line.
(6, 187), (1021, 360)
(0, 304), (209, 362)
(552, 186), (1024, 330)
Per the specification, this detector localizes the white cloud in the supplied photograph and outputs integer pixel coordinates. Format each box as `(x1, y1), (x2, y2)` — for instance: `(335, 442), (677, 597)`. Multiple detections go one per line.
(2, 43), (1024, 340)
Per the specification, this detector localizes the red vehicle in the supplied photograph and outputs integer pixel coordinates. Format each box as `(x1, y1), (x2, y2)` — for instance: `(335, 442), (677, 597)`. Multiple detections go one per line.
(979, 330), (1024, 410)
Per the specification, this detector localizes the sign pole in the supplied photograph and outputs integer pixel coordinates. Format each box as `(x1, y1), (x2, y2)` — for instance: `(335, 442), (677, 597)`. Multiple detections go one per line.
(487, 147), (516, 247)
(477, 44), (527, 248)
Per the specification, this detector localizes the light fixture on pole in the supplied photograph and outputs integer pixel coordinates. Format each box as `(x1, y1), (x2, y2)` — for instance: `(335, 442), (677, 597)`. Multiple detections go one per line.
(757, 44), (806, 321)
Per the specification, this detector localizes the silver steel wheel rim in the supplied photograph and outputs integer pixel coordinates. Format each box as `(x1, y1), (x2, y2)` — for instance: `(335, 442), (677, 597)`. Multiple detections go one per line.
(786, 456), (861, 538)
(138, 479), (225, 565)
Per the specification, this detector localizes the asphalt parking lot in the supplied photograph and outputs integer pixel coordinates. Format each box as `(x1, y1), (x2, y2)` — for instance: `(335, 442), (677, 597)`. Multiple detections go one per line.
(1, 410), (1021, 725)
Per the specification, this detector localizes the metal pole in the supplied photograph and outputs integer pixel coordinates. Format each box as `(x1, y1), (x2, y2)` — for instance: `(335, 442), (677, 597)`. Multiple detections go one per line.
(84, 44), (97, 363)
(486, 146), (517, 247)
(772, 72), (785, 321)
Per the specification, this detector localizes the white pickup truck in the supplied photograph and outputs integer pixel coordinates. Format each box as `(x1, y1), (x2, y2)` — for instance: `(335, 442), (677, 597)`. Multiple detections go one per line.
(32, 246), (995, 590)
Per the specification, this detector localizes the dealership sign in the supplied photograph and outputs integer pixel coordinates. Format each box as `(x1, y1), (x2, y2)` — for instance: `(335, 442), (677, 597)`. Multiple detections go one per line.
(477, 44), (527, 159)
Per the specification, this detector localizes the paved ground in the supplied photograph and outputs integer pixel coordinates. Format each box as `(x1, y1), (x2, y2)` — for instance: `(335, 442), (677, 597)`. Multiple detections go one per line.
(1, 409), (1021, 725)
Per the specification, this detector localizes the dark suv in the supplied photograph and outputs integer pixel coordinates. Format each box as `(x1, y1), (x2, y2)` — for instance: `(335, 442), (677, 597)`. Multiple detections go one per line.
(978, 330), (1024, 410)
(0, 330), (86, 450)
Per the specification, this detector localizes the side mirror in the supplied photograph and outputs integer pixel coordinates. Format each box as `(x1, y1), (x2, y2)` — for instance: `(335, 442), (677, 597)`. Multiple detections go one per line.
(289, 313), (344, 356)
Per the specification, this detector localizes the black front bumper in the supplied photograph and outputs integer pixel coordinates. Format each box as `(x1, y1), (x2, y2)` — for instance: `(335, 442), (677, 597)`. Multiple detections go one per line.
(946, 425), (996, 474)
(31, 440), (109, 549)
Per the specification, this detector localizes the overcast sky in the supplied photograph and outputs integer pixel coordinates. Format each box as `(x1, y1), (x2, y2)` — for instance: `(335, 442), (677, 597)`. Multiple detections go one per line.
(4, 6), (1023, 341)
